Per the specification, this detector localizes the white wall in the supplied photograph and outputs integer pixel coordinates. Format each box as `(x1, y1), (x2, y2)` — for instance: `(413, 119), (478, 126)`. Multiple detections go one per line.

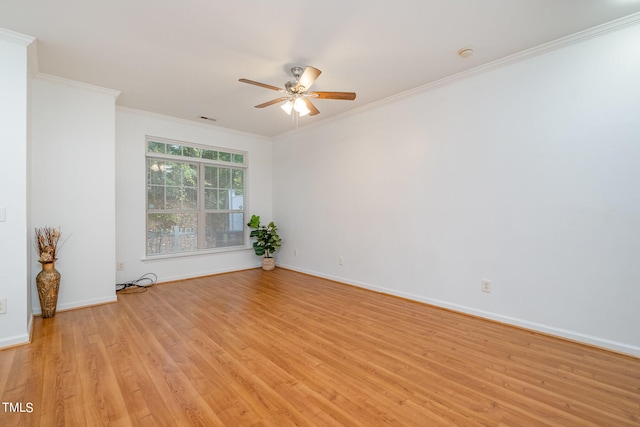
(0, 30), (32, 348)
(30, 75), (119, 313)
(115, 108), (272, 283)
(273, 23), (640, 355)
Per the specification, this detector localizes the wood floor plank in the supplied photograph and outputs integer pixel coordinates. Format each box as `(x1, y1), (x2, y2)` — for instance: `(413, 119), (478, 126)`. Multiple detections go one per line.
(1, 268), (639, 426)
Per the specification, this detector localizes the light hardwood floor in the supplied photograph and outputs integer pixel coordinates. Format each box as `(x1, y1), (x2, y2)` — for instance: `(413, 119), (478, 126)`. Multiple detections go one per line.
(1, 268), (639, 426)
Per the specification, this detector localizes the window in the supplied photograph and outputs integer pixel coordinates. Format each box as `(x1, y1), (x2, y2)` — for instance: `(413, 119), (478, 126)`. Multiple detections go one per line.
(146, 137), (246, 256)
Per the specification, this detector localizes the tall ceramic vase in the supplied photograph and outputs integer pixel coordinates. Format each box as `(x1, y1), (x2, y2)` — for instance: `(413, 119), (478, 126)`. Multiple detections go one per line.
(36, 261), (61, 318)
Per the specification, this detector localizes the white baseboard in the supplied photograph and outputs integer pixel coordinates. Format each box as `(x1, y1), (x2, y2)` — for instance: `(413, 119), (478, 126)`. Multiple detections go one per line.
(0, 330), (31, 349)
(29, 265), (260, 317)
(32, 295), (118, 315)
(279, 263), (640, 358)
(154, 263), (260, 284)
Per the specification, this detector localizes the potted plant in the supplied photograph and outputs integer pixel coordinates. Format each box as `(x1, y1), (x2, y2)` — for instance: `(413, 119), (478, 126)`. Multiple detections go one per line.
(247, 215), (281, 270)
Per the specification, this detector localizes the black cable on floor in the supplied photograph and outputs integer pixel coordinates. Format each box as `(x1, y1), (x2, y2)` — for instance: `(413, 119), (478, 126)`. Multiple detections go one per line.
(116, 272), (157, 293)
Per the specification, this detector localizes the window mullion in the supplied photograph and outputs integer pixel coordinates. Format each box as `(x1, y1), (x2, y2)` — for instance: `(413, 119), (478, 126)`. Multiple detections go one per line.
(197, 163), (206, 249)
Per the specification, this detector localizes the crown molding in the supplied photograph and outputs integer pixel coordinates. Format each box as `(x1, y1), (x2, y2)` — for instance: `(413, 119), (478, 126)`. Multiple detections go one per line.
(35, 73), (121, 98)
(356, 11), (640, 118)
(440, 11), (640, 87)
(275, 12), (640, 139)
(0, 27), (35, 46)
(116, 106), (271, 140)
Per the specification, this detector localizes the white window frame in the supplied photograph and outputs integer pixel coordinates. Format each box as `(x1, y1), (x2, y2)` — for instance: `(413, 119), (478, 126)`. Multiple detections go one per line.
(145, 136), (248, 257)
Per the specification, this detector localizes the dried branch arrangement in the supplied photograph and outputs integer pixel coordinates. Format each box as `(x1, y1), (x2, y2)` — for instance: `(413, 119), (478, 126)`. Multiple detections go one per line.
(35, 226), (62, 263)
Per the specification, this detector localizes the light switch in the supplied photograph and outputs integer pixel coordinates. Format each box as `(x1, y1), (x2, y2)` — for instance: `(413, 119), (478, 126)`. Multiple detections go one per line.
(0, 208), (5, 222)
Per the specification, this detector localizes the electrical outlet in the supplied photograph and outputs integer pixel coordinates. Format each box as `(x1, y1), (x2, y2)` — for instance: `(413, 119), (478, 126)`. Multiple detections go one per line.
(117, 262), (125, 271)
(0, 298), (7, 314)
(293, 250), (298, 257)
(481, 280), (492, 293)
(338, 256), (344, 265)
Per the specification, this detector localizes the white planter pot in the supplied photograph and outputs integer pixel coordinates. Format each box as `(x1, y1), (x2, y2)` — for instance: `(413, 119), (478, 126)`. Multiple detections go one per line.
(261, 257), (275, 271)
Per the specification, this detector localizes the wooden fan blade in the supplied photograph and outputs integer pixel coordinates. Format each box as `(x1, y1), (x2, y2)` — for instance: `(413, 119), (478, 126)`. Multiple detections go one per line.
(303, 98), (320, 116)
(255, 97), (289, 108)
(239, 78), (283, 92)
(309, 91), (357, 100)
(295, 66), (321, 92)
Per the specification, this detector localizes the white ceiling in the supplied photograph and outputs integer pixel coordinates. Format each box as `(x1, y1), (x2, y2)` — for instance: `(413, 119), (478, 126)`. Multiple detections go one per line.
(2, 0), (640, 137)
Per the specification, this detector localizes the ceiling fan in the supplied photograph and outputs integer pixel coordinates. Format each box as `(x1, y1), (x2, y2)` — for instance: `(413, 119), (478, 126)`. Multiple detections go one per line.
(239, 66), (356, 117)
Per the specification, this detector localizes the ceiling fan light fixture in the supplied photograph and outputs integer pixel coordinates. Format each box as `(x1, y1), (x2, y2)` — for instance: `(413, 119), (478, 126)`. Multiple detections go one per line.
(281, 97), (310, 116)
(294, 97), (310, 116)
(281, 99), (294, 115)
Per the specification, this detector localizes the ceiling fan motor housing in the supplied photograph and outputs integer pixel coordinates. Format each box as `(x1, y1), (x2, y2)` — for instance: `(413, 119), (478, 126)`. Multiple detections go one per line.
(285, 81), (298, 93)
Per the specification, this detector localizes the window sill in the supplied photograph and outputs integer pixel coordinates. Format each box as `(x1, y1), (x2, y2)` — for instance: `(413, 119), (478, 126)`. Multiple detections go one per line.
(142, 245), (254, 261)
